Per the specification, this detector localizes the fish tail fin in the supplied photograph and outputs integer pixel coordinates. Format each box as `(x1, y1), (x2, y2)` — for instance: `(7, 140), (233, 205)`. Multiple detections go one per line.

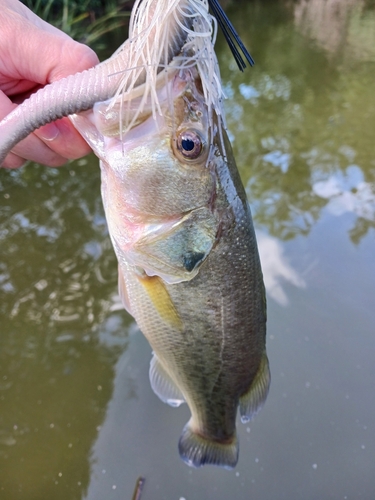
(178, 421), (238, 469)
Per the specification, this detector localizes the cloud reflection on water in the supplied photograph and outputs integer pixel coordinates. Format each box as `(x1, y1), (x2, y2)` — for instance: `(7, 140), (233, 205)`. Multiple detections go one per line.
(257, 231), (305, 306)
(312, 165), (375, 221)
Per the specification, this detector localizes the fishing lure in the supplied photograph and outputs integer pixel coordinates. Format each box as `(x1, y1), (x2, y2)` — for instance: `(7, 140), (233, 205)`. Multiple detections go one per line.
(208, 0), (254, 70)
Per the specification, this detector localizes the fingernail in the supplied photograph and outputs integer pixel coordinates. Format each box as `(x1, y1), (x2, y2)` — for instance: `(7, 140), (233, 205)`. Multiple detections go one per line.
(38, 122), (60, 141)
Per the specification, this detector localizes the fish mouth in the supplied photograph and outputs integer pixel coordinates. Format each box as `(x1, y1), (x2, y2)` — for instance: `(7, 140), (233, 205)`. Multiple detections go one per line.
(92, 64), (188, 139)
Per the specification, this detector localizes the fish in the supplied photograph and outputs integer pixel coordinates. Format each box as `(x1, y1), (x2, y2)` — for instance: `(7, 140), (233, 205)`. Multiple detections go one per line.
(70, 0), (270, 469)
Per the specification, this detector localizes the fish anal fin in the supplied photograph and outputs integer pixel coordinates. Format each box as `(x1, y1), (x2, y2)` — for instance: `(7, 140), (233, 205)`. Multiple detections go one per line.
(239, 352), (271, 423)
(149, 353), (185, 407)
(137, 274), (182, 330)
(178, 420), (238, 469)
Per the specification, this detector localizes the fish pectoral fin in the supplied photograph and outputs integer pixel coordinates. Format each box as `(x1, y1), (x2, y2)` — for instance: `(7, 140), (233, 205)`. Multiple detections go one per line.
(149, 354), (185, 407)
(137, 274), (182, 330)
(178, 420), (238, 469)
(118, 266), (133, 315)
(239, 352), (271, 423)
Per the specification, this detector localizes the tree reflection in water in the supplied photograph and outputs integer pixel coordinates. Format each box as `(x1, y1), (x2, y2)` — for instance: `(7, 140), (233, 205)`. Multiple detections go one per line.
(0, 162), (132, 499)
(219, 0), (375, 244)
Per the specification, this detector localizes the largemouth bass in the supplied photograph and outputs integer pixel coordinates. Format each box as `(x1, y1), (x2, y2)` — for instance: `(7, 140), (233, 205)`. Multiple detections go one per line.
(71, 0), (270, 469)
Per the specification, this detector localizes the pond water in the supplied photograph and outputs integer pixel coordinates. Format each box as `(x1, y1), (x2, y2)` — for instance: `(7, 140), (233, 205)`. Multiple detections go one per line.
(1, 1), (375, 499)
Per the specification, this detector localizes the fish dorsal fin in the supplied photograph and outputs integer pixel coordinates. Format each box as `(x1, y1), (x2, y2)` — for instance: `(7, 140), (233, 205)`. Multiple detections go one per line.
(149, 353), (185, 407)
(239, 353), (271, 423)
(137, 274), (183, 330)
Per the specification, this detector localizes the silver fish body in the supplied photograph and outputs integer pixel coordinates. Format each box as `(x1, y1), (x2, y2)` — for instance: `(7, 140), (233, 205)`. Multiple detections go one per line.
(72, 61), (270, 468)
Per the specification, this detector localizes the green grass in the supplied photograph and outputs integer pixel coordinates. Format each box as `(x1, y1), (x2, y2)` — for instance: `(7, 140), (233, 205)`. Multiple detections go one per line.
(22, 0), (131, 47)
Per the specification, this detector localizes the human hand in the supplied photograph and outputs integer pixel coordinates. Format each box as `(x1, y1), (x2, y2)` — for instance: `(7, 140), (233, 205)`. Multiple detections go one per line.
(0, 0), (99, 168)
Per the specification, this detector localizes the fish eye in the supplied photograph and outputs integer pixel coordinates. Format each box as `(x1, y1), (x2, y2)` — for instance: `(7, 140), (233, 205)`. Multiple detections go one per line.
(176, 130), (203, 160)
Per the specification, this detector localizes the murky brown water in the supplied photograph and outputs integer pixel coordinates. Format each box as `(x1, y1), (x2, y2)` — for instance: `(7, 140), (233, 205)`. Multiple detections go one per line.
(1, 1), (375, 498)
